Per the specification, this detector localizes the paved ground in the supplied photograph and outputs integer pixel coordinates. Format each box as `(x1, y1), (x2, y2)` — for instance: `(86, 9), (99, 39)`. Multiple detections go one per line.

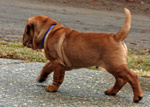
(0, 58), (150, 107)
(0, 0), (150, 49)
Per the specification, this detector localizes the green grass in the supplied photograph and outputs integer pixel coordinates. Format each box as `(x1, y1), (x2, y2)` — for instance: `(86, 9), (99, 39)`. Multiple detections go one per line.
(127, 49), (150, 71)
(127, 55), (150, 71)
(0, 42), (47, 62)
(0, 42), (150, 77)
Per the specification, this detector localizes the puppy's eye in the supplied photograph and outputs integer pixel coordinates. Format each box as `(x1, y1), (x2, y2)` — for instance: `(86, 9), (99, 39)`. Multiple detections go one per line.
(26, 25), (30, 34)
(26, 24), (34, 34)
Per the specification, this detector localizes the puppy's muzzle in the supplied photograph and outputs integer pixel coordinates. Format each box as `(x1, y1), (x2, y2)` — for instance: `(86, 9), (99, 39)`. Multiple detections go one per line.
(22, 38), (32, 48)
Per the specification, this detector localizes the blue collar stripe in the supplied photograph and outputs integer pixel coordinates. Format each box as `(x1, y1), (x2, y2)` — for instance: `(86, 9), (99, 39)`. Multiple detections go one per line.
(42, 25), (55, 47)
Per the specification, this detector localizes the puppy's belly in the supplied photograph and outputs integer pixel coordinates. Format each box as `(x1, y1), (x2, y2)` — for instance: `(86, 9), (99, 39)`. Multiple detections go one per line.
(66, 51), (103, 68)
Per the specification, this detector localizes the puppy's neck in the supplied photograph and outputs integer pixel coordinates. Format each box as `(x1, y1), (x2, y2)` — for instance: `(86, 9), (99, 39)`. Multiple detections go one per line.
(42, 25), (55, 47)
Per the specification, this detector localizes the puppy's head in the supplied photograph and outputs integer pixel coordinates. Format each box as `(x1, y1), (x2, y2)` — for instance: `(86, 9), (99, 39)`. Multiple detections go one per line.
(23, 15), (57, 50)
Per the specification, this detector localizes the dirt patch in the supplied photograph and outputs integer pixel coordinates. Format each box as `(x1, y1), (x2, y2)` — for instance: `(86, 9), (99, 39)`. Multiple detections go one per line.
(35, 0), (150, 16)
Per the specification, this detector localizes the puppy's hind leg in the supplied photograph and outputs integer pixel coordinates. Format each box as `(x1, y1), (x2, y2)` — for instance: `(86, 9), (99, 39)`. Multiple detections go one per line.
(105, 77), (127, 96)
(120, 67), (143, 103)
(38, 61), (53, 83)
(106, 65), (143, 103)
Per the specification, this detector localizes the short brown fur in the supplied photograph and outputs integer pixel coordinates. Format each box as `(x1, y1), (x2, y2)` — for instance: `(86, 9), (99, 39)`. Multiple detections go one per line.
(22, 8), (143, 102)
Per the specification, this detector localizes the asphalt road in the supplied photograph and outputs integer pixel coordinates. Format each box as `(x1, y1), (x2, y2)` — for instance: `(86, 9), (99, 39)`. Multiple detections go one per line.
(0, 0), (150, 49)
(0, 58), (150, 107)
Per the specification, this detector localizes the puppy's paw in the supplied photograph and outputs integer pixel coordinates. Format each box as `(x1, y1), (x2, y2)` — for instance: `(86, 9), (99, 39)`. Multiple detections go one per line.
(46, 85), (58, 92)
(38, 77), (46, 83)
(133, 95), (143, 103)
(104, 89), (116, 96)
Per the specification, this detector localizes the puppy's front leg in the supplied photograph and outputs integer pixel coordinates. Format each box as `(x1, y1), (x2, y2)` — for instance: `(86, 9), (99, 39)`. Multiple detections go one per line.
(38, 61), (53, 82)
(46, 64), (65, 92)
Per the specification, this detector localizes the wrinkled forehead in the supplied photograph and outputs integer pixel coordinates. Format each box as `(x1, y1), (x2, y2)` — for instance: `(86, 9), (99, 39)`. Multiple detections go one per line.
(26, 17), (34, 23)
(27, 15), (46, 22)
(26, 16), (44, 25)
(25, 18), (36, 28)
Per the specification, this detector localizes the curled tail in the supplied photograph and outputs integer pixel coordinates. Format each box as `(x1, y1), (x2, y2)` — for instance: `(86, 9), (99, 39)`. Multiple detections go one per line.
(115, 8), (131, 41)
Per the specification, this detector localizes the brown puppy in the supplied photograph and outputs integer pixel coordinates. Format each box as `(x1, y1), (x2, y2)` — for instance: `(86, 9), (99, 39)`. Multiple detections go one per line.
(22, 8), (143, 103)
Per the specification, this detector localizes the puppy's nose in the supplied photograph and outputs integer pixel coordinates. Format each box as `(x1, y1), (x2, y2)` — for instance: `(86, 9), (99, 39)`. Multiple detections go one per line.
(22, 40), (26, 46)
(22, 33), (27, 46)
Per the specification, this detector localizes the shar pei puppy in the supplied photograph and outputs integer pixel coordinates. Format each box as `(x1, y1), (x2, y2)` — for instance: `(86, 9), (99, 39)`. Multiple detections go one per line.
(22, 8), (143, 102)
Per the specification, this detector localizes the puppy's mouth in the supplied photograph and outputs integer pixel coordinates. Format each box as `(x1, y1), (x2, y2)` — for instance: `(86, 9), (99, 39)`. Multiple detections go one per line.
(23, 40), (32, 48)
(26, 42), (32, 48)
